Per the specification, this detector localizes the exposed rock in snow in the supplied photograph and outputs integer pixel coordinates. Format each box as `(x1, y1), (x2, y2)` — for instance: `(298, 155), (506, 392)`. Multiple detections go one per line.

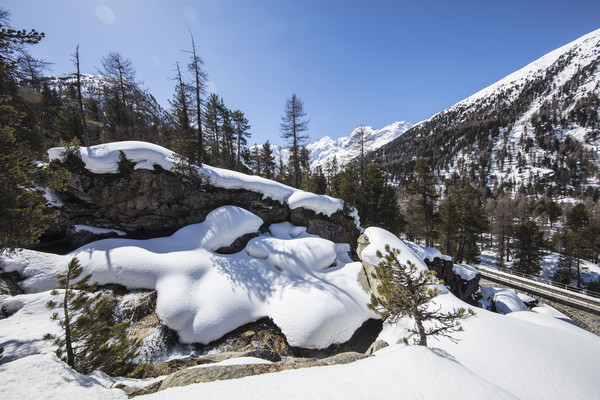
(44, 142), (360, 251)
(48, 141), (346, 218)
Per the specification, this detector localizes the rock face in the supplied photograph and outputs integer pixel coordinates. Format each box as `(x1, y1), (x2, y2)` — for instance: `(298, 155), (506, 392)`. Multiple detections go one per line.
(356, 233), (383, 297)
(356, 233), (480, 305)
(424, 258), (480, 305)
(42, 166), (361, 251)
(0, 272), (23, 296)
(203, 318), (291, 357)
(157, 352), (369, 392)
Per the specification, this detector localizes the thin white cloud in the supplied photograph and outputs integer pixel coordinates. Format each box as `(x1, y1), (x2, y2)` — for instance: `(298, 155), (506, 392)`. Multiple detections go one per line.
(95, 5), (116, 25)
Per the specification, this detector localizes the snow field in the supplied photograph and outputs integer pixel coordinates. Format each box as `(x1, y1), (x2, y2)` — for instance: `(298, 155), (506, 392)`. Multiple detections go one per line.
(2, 222), (600, 399)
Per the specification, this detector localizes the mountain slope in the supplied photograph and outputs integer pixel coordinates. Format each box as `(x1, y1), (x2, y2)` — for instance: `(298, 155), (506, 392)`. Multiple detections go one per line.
(45, 73), (170, 122)
(266, 121), (412, 174)
(372, 28), (600, 196)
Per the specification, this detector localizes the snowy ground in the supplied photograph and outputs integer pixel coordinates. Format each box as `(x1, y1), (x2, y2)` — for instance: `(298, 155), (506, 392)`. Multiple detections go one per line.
(2, 141), (600, 399)
(3, 224), (600, 399)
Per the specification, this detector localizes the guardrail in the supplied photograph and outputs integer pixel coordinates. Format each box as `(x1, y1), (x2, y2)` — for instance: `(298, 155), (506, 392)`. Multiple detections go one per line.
(476, 266), (600, 312)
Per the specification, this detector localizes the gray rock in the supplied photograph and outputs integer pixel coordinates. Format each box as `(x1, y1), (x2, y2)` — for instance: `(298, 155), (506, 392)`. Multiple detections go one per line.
(323, 351), (369, 365)
(0, 272), (23, 296)
(356, 233), (384, 298)
(158, 352), (370, 392)
(425, 257), (480, 304)
(42, 166), (360, 253)
(366, 340), (389, 354)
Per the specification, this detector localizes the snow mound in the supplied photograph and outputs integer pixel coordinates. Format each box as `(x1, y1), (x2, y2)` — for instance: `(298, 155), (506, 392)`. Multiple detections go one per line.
(405, 241), (451, 262)
(360, 227), (429, 272)
(0, 292), (62, 363)
(138, 346), (518, 400)
(1, 206), (374, 349)
(47, 141), (176, 174)
(481, 287), (528, 314)
(0, 353), (127, 400)
(453, 264), (478, 281)
(48, 141), (347, 219)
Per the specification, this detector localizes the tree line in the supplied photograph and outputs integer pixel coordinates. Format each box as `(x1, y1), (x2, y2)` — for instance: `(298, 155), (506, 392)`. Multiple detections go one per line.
(399, 158), (600, 290)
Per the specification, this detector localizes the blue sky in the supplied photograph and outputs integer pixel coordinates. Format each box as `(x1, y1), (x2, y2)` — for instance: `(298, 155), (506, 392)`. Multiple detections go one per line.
(4, 0), (600, 146)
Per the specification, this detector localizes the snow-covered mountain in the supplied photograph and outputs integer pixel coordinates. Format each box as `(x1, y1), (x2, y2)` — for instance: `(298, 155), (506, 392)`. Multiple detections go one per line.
(307, 121), (413, 169)
(45, 73), (170, 122)
(269, 121), (413, 171)
(372, 28), (600, 196)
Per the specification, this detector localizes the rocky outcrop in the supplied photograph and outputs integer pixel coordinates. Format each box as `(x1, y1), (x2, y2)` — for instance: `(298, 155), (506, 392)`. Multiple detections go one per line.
(42, 166), (360, 251)
(424, 257), (480, 304)
(157, 352), (369, 392)
(120, 350), (369, 396)
(356, 233), (480, 304)
(366, 339), (389, 355)
(356, 233), (383, 297)
(0, 272), (23, 297)
(141, 349), (283, 378)
(203, 318), (291, 357)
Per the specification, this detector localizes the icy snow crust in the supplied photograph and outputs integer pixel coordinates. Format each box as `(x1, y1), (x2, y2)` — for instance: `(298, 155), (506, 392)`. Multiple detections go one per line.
(47, 141), (345, 218)
(1, 206), (374, 348)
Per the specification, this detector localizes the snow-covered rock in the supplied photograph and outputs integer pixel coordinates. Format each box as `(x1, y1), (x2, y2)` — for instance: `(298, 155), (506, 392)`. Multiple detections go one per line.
(48, 141), (346, 219)
(1, 206), (375, 349)
(44, 141), (361, 250)
(481, 287), (529, 314)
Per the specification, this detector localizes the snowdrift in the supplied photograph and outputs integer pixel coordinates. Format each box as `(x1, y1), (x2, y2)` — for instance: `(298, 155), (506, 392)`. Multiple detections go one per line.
(1, 206), (374, 349)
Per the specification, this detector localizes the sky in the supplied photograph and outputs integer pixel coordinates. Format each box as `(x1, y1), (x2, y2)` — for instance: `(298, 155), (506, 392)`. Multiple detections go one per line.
(3, 0), (600, 147)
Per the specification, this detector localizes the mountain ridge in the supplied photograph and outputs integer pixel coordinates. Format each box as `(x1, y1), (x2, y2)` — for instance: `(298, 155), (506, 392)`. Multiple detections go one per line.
(370, 28), (600, 197)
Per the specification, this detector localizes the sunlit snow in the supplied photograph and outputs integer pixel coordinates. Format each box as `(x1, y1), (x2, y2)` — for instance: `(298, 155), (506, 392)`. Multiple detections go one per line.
(1, 206), (374, 348)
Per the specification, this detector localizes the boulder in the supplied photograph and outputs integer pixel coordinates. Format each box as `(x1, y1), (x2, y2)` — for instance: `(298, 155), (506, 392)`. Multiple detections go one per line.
(356, 233), (480, 305)
(481, 287), (528, 314)
(40, 166), (360, 253)
(424, 257), (480, 304)
(366, 340), (389, 355)
(0, 272), (23, 296)
(141, 349), (282, 378)
(203, 318), (291, 357)
(356, 233), (384, 298)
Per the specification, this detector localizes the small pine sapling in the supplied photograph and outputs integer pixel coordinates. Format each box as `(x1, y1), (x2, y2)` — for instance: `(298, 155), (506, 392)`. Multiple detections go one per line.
(45, 257), (143, 376)
(369, 245), (475, 347)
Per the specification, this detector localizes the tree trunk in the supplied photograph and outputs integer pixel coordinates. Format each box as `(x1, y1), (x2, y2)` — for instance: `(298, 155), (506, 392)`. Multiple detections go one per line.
(74, 46), (89, 147)
(63, 268), (75, 367)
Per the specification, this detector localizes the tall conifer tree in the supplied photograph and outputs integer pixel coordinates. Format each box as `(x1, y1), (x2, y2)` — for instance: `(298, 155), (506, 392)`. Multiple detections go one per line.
(280, 94), (309, 189)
